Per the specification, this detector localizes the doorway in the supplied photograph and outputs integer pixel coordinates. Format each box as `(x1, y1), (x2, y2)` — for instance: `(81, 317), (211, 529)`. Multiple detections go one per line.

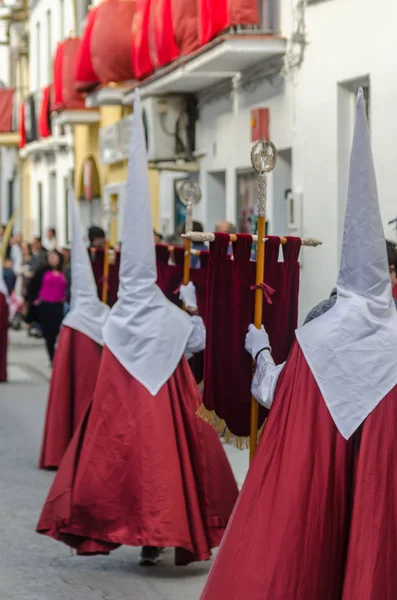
(272, 148), (292, 236)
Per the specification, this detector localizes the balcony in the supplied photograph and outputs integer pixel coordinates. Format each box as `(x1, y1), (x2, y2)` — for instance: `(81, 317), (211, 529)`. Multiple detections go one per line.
(123, 33), (285, 101)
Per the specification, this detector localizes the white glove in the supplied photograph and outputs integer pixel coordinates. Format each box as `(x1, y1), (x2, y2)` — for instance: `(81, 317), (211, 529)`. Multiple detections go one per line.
(179, 281), (198, 311)
(245, 324), (271, 360)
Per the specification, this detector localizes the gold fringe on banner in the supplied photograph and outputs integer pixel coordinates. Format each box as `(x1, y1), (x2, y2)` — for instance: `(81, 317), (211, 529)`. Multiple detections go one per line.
(196, 403), (265, 450)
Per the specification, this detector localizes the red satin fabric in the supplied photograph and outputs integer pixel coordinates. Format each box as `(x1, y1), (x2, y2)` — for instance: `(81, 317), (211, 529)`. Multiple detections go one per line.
(132, 0), (154, 80)
(202, 342), (397, 599)
(39, 86), (51, 138)
(53, 39), (85, 111)
(149, 0), (179, 70)
(39, 327), (102, 470)
(199, 0), (259, 44)
(173, 0), (200, 56)
(74, 7), (99, 92)
(90, 0), (136, 84)
(202, 233), (300, 437)
(0, 293), (8, 382)
(37, 349), (238, 564)
(18, 103), (26, 148)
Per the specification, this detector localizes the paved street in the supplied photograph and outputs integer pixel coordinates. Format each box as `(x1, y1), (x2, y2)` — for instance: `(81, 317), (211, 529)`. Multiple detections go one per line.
(0, 332), (248, 600)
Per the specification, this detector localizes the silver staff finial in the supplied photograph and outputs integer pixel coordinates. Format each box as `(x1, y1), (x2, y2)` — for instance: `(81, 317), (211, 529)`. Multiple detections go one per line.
(177, 180), (202, 233)
(251, 139), (277, 218)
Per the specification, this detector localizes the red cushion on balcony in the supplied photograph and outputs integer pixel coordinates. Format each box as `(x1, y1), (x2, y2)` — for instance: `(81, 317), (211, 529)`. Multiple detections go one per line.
(173, 0), (200, 56)
(149, 0), (179, 70)
(53, 39), (85, 111)
(132, 0), (154, 80)
(90, 0), (135, 84)
(199, 0), (259, 44)
(74, 7), (99, 92)
(39, 86), (52, 138)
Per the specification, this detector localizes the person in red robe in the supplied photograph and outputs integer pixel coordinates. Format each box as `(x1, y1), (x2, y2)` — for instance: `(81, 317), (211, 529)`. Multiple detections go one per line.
(0, 258), (9, 382)
(37, 90), (238, 567)
(201, 89), (397, 599)
(39, 192), (110, 469)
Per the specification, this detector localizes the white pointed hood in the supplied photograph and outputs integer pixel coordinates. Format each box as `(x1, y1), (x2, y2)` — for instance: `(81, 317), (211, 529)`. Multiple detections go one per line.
(296, 89), (397, 439)
(0, 257), (8, 298)
(103, 90), (193, 395)
(63, 190), (110, 345)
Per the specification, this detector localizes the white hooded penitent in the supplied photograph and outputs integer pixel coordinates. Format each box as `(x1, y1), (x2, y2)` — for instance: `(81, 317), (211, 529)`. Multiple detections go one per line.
(296, 89), (397, 439)
(103, 90), (193, 396)
(63, 190), (110, 345)
(0, 257), (8, 299)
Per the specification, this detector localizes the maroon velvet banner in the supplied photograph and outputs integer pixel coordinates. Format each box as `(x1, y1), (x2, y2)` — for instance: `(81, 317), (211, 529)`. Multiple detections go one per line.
(201, 233), (301, 439)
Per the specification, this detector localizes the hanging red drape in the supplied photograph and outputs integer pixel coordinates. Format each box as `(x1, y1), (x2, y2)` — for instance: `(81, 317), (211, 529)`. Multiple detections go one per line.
(132, 0), (154, 80)
(173, 0), (200, 56)
(148, 0), (179, 70)
(199, 0), (259, 45)
(74, 7), (99, 92)
(39, 86), (52, 138)
(201, 233), (301, 440)
(52, 43), (64, 111)
(53, 39), (85, 111)
(90, 0), (136, 84)
(18, 103), (26, 148)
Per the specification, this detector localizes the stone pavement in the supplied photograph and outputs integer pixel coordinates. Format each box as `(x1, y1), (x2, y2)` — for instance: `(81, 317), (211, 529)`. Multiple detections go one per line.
(0, 330), (249, 599)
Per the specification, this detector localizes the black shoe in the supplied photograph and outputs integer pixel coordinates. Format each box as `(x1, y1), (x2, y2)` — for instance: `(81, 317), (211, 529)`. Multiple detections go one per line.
(139, 546), (161, 566)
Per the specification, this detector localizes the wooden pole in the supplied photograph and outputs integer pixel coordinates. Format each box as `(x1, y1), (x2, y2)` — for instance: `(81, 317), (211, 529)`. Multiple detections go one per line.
(249, 214), (266, 462)
(249, 140), (277, 463)
(101, 241), (110, 304)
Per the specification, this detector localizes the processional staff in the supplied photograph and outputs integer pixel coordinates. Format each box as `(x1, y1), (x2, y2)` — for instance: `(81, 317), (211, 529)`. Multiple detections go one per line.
(177, 179), (202, 306)
(248, 139), (277, 463)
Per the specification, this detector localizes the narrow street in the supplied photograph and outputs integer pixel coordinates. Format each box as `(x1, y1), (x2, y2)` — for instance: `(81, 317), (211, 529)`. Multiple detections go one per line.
(0, 332), (248, 600)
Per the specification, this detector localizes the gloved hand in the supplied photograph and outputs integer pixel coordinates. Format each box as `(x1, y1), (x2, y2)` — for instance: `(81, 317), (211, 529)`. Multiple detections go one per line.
(179, 281), (198, 311)
(245, 324), (271, 360)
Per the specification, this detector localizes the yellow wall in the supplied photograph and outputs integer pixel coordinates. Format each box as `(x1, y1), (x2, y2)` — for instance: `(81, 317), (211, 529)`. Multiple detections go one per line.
(74, 104), (160, 230)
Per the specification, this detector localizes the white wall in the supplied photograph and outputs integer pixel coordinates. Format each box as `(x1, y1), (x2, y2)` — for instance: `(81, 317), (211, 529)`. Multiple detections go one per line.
(30, 150), (73, 246)
(29, 0), (74, 92)
(197, 0), (397, 321)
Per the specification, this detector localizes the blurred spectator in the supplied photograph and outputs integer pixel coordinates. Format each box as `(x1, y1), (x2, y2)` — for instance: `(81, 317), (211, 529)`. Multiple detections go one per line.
(62, 246), (71, 316)
(27, 250), (66, 362)
(88, 226), (106, 249)
(153, 229), (163, 244)
(215, 221), (237, 234)
(190, 221), (207, 268)
(30, 237), (47, 273)
(45, 227), (57, 251)
(3, 258), (16, 295)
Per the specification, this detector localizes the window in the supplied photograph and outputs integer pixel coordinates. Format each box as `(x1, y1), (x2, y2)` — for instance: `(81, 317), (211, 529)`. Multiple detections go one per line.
(36, 22), (40, 88)
(46, 10), (52, 83)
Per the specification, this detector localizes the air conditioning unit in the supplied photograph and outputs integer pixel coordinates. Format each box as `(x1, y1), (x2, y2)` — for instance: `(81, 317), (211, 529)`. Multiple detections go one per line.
(141, 96), (189, 162)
